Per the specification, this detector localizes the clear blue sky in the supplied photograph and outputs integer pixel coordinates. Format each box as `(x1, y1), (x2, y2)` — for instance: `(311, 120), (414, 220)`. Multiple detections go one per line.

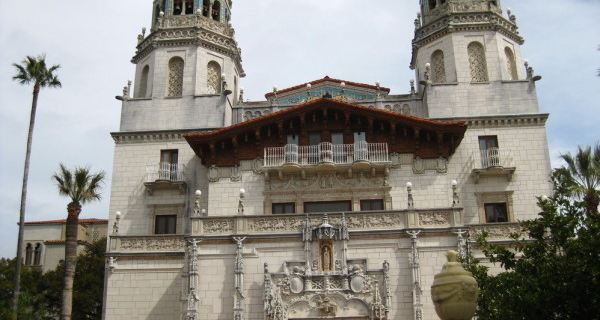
(0, 0), (598, 258)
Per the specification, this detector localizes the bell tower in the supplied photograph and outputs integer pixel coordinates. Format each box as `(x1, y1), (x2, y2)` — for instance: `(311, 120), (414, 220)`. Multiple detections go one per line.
(411, 0), (541, 118)
(120, 0), (244, 132)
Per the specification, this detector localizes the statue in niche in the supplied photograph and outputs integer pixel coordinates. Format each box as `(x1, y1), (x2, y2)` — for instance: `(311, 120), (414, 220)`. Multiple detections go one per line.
(317, 296), (337, 316)
(320, 242), (333, 272)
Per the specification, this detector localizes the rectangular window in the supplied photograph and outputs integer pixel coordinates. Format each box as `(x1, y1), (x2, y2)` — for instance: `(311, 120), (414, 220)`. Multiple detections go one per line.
(354, 132), (366, 143)
(287, 134), (299, 145)
(332, 132), (344, 145)
(360, 199), (384, 211)
(304, 201), (352, 213)
(484, 203), (508, 223)
(272, 203), (296, 214)
(155, 215), (177, 234)
(309, 133), (321, 146)
(478, 136), (498, 151)
(161, 149), (179, 164)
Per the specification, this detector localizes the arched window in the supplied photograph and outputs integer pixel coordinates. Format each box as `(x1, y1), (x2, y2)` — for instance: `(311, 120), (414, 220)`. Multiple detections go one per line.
(202, 0), (210, 17)
(212, 1), (221, 21)
(504, 47), (518, 80)
(138, 65), (150, 98)
(402, 104), (411, 115)
(429, 0), (437, 9)
(173, 0), (183, 15)
(468, 42), (489, 82)
(25, 243), (33, 266)
(167, 57), (185, 97)
(207, 61), (222, 94)
(430, 50), (447, 84)
(34, 243), (42, 266)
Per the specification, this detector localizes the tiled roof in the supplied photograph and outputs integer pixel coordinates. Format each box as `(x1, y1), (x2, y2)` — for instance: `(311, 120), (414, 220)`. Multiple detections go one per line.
(265, 76), (391, 99)
(24, 218), (108, 226)
(185, 98), (466, 141)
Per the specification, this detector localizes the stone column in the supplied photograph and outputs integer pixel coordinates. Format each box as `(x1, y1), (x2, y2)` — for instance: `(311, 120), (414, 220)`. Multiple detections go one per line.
(407, 230), (422, 320)
(186, 239), (201, 320)
(233, 237), (247, 320)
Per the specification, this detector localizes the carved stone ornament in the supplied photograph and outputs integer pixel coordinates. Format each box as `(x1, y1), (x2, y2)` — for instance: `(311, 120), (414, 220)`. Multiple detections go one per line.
(413, 157), (425, 174)
(419, 211), (450, 227)
(264, 214), (390, 319)
(289, 276), (304, 294)
(208, 165), (220, 182)
(267, 172), (386, 191)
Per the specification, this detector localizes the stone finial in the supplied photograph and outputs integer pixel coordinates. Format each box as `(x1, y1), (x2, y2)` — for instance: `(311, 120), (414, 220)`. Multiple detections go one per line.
(524, 60), (542, 82)
(414, 13), (422, 29)
(431, 251), (479, 320)
(451, 180), (460, 207)
(507, 8), (517, 24)
(410, 79), (416, 95)
(407, 182), (414, 209)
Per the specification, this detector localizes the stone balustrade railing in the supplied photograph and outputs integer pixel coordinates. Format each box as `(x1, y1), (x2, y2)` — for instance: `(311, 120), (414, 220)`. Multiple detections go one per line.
(192, 208), (463, 236)
(108, 213), (524, 254)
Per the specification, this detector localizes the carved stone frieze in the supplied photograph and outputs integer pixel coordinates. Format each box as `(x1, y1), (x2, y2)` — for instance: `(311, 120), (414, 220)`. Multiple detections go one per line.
(202, 218), (234, 234)
(267, 172), (386, 192)
(418, 212), (450, 227)
(118, 236), (185, 252)
(469, 223), (522, 240)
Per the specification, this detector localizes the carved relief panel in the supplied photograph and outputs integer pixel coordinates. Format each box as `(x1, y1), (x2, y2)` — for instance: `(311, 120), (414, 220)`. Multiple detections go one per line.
(264, 214), (391, 320)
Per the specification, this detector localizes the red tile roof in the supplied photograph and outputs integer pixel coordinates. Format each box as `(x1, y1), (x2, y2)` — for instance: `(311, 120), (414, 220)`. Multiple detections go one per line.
(265, 76), (391, 99)
(185, 98), (466, 141)
(24, 218), (108, 226)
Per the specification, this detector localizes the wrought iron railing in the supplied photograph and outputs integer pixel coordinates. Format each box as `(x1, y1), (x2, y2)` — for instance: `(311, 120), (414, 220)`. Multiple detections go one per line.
(145, 163), (186, 182)
(478, 147), (513, 169)
(264, 142), (389, 168)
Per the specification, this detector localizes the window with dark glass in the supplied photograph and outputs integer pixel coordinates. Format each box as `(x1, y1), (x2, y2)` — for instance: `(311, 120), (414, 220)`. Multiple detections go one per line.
(360, 199), (384, 211)
(185, 1), (193, 14)
(25, 243), (33, 266)
(173, 0), (183, 15)
(33, 243), (42, 265)
(484, 203), (508, 223)
(155, 215), (177, 234)
(309, 133), (321, 145)
(304, 201), (352, 213)
(272, 203), (296, 214)
(332, 132), (344, 145)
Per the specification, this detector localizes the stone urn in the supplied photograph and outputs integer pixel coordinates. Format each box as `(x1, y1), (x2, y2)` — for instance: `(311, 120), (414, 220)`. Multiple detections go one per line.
(431, 251), (479, 320)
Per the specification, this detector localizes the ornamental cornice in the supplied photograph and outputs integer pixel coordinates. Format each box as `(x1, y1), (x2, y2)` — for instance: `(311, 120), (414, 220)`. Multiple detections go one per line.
(436, 113), (549, 128)
(132, 15), (244, 75)
(111, 129), (214, 144)
(410, 12), (523, 68)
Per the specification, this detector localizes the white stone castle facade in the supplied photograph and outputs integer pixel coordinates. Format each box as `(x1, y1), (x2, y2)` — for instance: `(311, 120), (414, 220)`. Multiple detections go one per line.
(103, 0), (552, 319)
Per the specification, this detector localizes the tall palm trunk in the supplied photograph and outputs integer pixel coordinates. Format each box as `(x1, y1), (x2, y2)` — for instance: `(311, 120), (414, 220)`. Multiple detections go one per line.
(12, 84), (40, 317)
(584, 193), (599, 216)
(61, 202), (81, 320)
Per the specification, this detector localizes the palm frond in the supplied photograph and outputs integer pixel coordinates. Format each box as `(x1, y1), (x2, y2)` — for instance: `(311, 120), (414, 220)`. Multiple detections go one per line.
(54, 164), (105, 204)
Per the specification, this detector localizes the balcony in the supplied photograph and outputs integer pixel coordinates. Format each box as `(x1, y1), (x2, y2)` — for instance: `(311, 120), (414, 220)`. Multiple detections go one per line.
(144, 163), (187, 195)
(264, 142), (390, 175)
(471, 148), (515, 183)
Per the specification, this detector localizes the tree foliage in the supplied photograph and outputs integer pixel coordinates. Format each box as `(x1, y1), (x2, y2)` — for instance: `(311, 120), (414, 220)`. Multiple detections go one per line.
(466, 165), (600, 319)
(0, 238), (106, 320)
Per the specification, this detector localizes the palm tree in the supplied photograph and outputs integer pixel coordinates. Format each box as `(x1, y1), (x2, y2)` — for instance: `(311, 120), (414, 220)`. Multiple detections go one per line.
(52, 164), (105, 320)
(560, 144), (600, 215)
(11, 55), (61, 315)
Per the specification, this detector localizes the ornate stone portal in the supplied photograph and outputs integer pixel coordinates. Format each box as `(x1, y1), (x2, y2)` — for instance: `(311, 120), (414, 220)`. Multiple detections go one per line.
(264, 215), (391, 320)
